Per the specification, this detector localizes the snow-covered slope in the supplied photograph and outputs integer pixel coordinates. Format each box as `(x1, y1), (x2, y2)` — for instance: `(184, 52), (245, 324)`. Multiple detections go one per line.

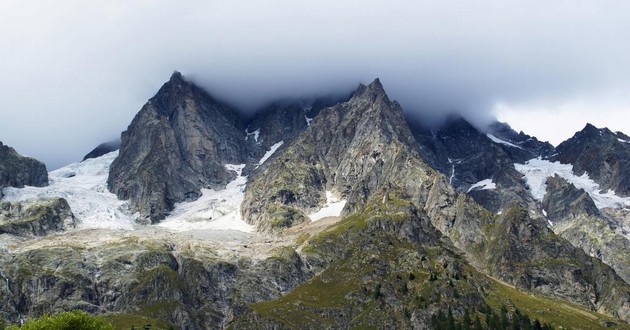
(1, 151), (136, 230)
(309, 191), (346, 221)
(515, 157), (630, 209)
(467, 179), (497, 193)
(157, 164), (254, 233)
(487, 133), (523, 149)
(257, 141), (283, 167)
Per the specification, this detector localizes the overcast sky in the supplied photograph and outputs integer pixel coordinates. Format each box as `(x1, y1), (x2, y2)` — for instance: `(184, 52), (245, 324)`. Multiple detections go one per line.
(2, 1), (630, 169)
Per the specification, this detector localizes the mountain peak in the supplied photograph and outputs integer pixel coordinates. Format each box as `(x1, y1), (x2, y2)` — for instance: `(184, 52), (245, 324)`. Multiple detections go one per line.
(351, 78), (389, 103)
(169, 70), (185, 83)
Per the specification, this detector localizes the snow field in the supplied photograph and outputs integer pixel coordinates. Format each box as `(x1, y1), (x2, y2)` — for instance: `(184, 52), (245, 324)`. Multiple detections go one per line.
(515, 157), (630, 209)
(309, 191), (347, 222)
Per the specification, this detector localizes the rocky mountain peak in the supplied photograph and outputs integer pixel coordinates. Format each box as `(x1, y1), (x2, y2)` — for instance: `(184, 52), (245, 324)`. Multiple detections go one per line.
(0, 142), (48, 198)
(554, 123), (630, 196)
(350, 78), (389, 105)
(108, 72), (247, 222)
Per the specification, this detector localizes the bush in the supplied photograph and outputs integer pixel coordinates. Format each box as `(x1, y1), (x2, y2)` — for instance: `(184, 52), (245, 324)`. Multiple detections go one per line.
(6, 310), (115, 330)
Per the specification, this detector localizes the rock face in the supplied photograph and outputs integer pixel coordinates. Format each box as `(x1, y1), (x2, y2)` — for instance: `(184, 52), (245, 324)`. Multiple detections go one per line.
(82, 139), (121, 161)
(0, 198), (75, 236)
(0, 237), (313, 330)
(0, 142), (48, 197)
(243, 79), (435, 231)
(554, 123), (630, 196)
(410, 117), (538, 212)
(244, 101), (308, 167)
(108, 72), (247, 222)
(543, 175), (630, 284)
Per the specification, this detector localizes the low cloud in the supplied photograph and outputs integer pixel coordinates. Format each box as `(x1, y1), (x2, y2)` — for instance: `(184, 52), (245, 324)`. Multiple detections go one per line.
(2, 1), (630, 168)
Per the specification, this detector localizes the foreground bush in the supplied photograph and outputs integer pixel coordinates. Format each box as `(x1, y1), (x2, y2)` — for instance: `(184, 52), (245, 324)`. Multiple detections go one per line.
(6, 310), (115, 330)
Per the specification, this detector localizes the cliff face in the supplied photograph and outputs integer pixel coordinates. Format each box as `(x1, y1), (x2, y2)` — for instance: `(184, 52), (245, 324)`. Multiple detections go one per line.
(242, 79), (435, 231)
(0, 142), (48, 198)
(0, 198), (75, 236)
(107, 72), (247, 222)
(554, 123), (630, 196)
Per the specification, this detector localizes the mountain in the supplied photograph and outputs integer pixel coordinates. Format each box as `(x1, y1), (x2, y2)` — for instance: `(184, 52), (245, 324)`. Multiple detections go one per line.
(107, 72), (247, 223)
(82, 139), (121, 161)
(0, 141), (48, 198)
(554, 123), (630, 197)
(2, 74), (630, 329)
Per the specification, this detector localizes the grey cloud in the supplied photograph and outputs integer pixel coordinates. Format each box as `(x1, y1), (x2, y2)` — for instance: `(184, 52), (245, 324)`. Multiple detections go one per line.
(2, 0), (630, 168)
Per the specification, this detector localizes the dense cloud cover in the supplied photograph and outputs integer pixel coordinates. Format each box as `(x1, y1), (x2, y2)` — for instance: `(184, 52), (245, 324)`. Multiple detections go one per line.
(1, 1), (630, 168)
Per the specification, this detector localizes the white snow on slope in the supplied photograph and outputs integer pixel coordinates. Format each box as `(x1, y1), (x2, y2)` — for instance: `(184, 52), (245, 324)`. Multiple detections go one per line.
(305, 115), (314, 126)
(515, 157), (630, 209)
(487, 133), (523, 149)
(246, 128), (260, 143)
(618, 138), (629, 144)
(467, 179), (497, 193)
(1, 151), (136, 230)
(158, 164), (254, 233)
(257, 141), (284, 167)
(309, 191), (347, 222)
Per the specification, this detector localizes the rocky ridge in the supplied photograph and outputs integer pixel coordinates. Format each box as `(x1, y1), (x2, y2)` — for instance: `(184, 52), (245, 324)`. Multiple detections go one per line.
(0, 198), (75, 236)
(0, 142), (48, 198)
(2, 74), (630, 329)
(554, 123), (630, 197)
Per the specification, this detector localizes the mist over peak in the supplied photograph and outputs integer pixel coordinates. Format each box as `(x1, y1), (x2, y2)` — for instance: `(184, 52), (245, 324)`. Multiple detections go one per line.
(2, 1), (630, 168)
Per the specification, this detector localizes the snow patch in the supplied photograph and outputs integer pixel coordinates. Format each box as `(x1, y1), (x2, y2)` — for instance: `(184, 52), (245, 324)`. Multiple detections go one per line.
(1, 151), (136, 230)
(305, 115), (314, 126)
(246, 128), (260, 143)
(515, 157), (630, 209)
(487, 133), (523, 149)
(257, 141), (283, 167)
(309, 191), (346, 222)
(542, 209), (547, 217)
(158, 164), (254, 233)
(447, 158), (462, 185)
(618, 138), (629, 144)
(467, 179), (497, 193)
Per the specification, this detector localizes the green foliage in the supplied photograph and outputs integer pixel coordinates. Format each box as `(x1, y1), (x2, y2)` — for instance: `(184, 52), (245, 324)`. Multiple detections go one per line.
(6, 310), (115, 330)
(430, 307), (554, 330)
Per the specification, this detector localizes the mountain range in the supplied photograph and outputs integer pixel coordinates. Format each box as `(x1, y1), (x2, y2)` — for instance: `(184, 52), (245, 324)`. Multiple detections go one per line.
(1, 72), (630, 329)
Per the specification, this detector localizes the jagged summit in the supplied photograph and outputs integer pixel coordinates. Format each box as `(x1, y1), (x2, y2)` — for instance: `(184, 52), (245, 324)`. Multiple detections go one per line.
(554, 123), (630, 197)
(351, 78), (390, 104)
(108, 73), (247, 222)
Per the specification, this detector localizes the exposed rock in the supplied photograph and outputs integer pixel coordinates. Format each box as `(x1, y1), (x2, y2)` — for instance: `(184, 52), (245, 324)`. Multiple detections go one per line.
(410, 117), (537, 212)
(425, 192), (630, 322)
(82, 139), (121, 161)
(0, 235), (312, 329)
(0, 142), (48, 198)
(233, 195), (491, 329)
(107, 72), (247, 222)
(486, 121), (556, 163)
(0, 198), (75, 236)
(242, 78), (435, 231)
(543, 175), (630, 283)
(554, 123), (630, 196)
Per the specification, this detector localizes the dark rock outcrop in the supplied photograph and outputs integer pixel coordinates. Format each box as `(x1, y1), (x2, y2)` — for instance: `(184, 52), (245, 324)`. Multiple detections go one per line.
(0, 142), (48, 197)
(82, 139), (121, 161)
(107, 72), (247, 222)
(554, 123), (630, 196)
(410, 117), (537, 212)
(0, 198), (75, 236)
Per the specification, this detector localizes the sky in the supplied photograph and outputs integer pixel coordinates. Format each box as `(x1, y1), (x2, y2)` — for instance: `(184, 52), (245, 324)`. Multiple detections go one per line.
(2, 1), (630, 169)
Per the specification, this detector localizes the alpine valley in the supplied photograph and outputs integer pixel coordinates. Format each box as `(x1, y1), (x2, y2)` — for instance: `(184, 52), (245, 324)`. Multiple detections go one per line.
(1, 72), (630, 329)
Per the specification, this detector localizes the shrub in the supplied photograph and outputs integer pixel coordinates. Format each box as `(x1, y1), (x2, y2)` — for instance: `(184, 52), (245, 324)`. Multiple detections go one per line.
(6, 310), (115, 330)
